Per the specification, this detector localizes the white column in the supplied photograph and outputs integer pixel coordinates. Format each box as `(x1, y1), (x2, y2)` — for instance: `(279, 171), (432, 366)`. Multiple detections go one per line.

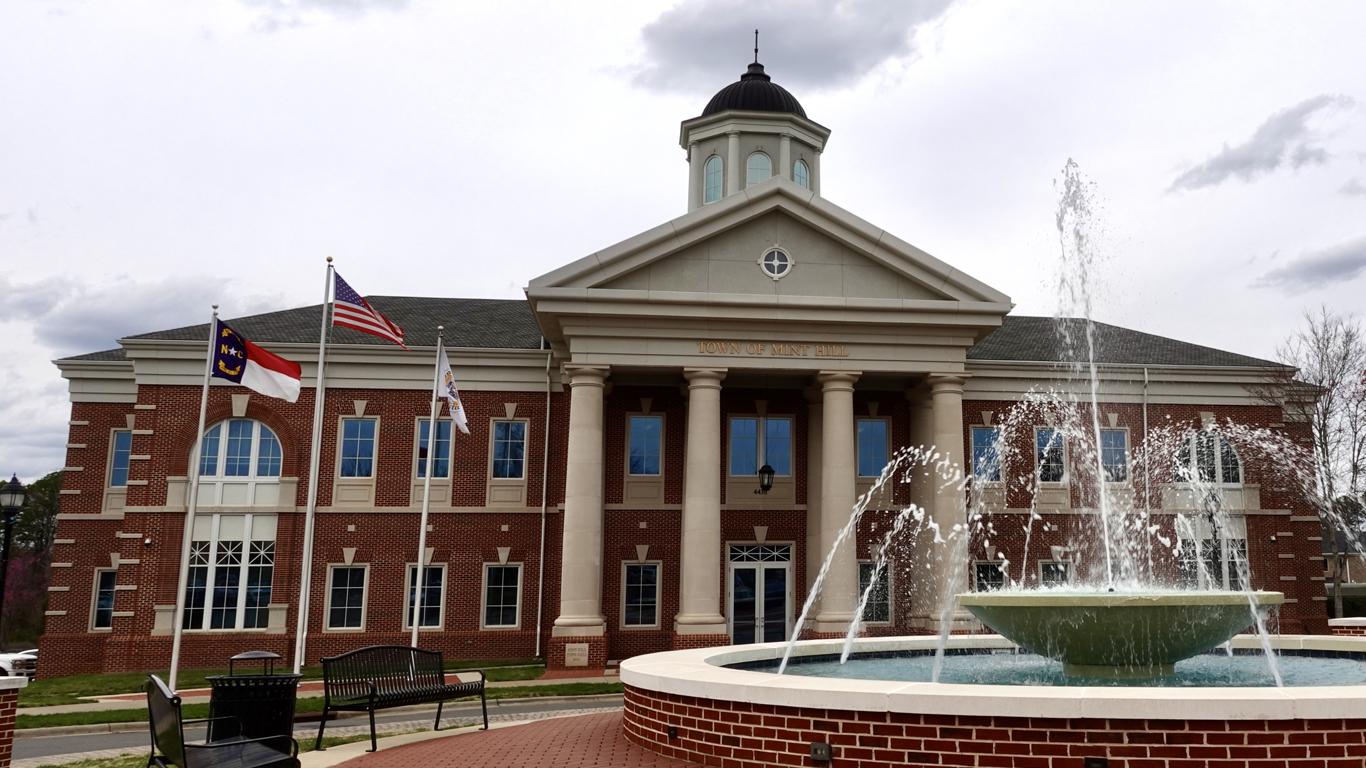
(905, 386), (938, 629)
(811, 149), (822, 196)
(779, 134), (792, 180)
(929, 373), (970, 628)
(814, 370), (860, 634)
(804, 387), (823, 594)
(687, 140), (701, 211)
(726, 131), (740, 195)
(676, 367), (728, 636)
(553, 364), (609, 637)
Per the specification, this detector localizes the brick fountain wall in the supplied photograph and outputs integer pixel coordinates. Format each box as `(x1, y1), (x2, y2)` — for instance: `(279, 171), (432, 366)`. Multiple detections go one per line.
(622, 684), (1366, 768)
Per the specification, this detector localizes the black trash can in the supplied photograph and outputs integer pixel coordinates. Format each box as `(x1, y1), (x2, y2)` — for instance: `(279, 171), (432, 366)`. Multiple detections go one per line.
(206, 651), (302, 742)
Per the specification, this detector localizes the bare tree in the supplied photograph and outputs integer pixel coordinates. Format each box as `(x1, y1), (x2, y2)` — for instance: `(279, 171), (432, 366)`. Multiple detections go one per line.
(1258, 307), (1366, 619)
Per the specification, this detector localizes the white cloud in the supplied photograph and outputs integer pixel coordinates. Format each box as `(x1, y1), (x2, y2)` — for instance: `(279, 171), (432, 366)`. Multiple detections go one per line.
(239, 0), (409, 33)
(1341, 177), (1366, 197)
(0, 275), (282, 356)
(633, 0), (955, 93)
(1253, 234), (1366, 293)
(1169, 95), (1354, 192)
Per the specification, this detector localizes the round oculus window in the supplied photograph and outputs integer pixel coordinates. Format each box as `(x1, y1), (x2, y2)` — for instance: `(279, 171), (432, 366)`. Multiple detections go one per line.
(759, 248), (793, 280)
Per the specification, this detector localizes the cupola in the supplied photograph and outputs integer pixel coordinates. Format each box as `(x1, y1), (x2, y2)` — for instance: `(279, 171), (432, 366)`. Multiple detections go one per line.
(680, 54), (831, 211)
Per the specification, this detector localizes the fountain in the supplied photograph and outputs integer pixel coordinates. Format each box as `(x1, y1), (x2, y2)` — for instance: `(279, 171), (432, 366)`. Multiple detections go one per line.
(619, 162), (1363, 767)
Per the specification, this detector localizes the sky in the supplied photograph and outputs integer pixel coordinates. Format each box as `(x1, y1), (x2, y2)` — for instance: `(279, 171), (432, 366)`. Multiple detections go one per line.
(1, 0), (1364, 481)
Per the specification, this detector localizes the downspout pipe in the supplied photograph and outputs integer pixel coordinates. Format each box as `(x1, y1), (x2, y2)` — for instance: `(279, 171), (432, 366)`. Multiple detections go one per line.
(1143, 367), (1152, 578)
(534, 340), (552, 659)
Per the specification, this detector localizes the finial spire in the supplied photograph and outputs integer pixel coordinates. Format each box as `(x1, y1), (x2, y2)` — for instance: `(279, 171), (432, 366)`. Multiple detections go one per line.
(754, 29), (759, 63)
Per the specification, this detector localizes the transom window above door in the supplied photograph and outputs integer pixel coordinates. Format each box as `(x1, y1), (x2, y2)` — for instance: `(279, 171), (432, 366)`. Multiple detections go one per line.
(729, 417), (791, 476)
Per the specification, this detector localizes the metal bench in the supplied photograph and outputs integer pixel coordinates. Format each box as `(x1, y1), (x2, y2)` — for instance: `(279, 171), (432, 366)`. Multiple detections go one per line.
(315, 645), (488, 752)
(145, 675), (299, 768)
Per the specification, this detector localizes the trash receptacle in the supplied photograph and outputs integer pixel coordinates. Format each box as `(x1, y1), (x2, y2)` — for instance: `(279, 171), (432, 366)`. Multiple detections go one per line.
(206, 651), (302, 742)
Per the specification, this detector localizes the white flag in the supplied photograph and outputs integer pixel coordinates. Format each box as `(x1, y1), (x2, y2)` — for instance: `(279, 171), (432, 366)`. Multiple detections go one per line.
(437, 344), (470, 434)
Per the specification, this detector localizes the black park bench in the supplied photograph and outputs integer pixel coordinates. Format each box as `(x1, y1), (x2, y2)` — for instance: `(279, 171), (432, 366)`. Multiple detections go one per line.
(315, 645), (488, 752)
(145, 675), (300, 768)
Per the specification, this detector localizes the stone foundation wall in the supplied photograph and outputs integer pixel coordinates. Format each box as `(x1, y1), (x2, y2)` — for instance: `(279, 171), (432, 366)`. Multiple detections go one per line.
(623, 684), (1366, 768)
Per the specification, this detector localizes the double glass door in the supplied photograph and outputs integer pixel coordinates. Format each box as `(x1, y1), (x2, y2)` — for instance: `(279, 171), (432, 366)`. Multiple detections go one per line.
(728, 544), (792, 644)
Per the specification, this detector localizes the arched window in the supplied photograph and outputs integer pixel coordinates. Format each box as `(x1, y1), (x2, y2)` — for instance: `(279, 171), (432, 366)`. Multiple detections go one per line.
(793, 159), (809, 189)
(704, 156), (723, 203)
(1174, 431), (1242, 485)
(746, 152), (771, 187)
(197, 418), (283, 505)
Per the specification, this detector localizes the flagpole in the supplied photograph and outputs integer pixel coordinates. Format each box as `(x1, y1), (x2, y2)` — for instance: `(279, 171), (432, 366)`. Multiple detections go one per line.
(293, 258), (334, 675)
(168, 305), (218, 692)
(412, 329), (444, 647)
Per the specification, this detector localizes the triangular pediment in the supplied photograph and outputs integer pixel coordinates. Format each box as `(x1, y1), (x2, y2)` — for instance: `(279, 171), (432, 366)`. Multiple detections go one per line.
(528, 176), (1011, 307)
(598, 210), (950, 301)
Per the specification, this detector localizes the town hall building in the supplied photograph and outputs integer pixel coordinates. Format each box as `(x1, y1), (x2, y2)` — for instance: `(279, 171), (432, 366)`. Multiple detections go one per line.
(42, 61), (1327, 676)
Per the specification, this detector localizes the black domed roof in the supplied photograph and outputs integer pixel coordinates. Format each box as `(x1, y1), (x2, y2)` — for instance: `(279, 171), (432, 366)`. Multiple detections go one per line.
(702, 62), (806, 118)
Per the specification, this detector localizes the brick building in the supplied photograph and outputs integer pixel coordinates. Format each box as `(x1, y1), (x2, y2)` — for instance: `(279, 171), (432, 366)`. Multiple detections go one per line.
(41, 61), (1327, 677)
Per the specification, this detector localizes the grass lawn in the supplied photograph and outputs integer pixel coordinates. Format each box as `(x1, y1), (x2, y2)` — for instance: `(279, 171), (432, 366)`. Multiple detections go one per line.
(20, 658), (544, 708)
(16, 681), (623, 730)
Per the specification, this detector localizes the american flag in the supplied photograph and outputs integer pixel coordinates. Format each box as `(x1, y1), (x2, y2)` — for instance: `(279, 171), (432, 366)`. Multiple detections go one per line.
(332, 271), (408, 349)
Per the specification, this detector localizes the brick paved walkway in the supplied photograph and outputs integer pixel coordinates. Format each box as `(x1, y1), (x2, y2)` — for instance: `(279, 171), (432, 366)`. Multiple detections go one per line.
(338, 711), (697, 768)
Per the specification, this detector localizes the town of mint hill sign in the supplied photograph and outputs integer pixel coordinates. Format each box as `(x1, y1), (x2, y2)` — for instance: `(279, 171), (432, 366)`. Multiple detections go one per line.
(696, 341), (849, 357)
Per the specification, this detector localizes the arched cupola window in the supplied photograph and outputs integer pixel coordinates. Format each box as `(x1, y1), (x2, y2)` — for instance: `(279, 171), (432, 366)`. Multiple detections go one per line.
(1174, 430), (1242, 485)
(746, 152), (771, 187)
(793, 159), (809, 189)
(704, 156), (723, 203)
(197, 418), (284, 506)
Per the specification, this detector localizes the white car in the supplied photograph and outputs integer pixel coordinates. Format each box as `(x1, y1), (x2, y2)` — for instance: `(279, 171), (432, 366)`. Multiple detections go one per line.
(0, 651), (36, 679)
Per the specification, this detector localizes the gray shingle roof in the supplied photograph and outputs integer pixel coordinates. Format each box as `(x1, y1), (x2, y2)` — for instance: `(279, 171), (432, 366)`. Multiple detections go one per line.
(122, 297), (544, 350)
(968, 316), (1279, 368)
(61, 348), (129, 363)
(58, 301), (1277, 370)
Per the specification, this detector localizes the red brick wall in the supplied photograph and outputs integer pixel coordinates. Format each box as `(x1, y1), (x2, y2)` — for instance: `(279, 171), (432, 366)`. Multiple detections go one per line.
(1332, 627), (1366, 636)
(43, 378), (1328, 677)
(623, 684), (1366, 768)
(0, 688), (16, 768)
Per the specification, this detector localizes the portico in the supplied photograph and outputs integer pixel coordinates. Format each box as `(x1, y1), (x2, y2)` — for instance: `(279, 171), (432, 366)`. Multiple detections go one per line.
(529, 158), (1011, 659)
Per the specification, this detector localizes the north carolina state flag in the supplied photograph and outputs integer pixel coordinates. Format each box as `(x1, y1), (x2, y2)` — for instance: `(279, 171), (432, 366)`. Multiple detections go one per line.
(210, 319), (302, 403)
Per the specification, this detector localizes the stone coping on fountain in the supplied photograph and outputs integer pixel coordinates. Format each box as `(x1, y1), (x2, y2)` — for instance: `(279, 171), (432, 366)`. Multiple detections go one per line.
(618, 635), (1366, 721)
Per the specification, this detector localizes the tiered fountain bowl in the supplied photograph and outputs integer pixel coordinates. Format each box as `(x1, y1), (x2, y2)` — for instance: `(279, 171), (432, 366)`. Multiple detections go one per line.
(957, 590), (1285, 676)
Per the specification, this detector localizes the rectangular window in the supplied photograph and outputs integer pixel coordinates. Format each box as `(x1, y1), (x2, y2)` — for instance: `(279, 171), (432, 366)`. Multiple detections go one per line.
(974, 562), (1006, 592)
(225, 419), (253, 477)
(484, 564), (521, 628)
(1041, 562), (1071, 586)
(210, 540), (243, 629)
(857, 420), (889, 478)
(729, 417), (792, 476)
(622, 563), (659, 627)
(92, 569), (117, 630)
(857, 562), (891, 623)
(256, 425), (282, 477)
(326, 565), (368, 630)
(971, 427), (1001, 482)
(340, 419), (376, 478)
(628, 416), (662, 476)
(406, 564), (445, 629)
(491, 421), (526, 479)
(1035, 428), (1065, 483)
(243, 541), (274, 629)
(182, 514), (276, 631)
(417, 419), (452, 479)
(199, 426), (220, 477)
(1100, 429), (1128, 483)
(108, 430), (133, 487)
(1179, 538), (1248, 590)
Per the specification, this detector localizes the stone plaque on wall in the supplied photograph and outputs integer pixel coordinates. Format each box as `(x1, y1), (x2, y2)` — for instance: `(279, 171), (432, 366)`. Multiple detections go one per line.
(564, 643), (590, 667)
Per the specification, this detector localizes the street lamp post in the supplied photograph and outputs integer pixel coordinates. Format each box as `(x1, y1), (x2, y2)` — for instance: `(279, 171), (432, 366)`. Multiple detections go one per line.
(0, 476), (27, 644)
